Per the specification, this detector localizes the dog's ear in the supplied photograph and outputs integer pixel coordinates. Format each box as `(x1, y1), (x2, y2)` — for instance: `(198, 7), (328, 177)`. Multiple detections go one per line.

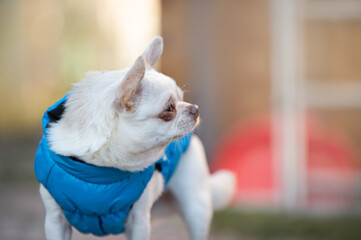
(142, 36), (163, 69)
(119, 56), (145, 111)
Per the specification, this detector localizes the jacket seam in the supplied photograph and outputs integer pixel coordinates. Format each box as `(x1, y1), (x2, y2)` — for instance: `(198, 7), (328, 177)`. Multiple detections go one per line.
(45, 164), (55, 187)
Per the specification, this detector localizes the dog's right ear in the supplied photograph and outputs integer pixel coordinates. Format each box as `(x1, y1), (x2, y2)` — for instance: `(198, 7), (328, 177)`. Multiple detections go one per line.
(119, 56), (145, 111)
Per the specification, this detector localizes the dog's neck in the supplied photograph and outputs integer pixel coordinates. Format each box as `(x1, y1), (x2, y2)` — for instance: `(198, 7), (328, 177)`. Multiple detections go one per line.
(48, 117), (167, 172)
(81, 136), (166, 172)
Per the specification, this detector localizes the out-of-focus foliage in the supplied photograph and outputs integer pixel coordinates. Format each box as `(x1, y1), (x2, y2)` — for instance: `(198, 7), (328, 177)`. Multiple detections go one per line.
(212, 210), (361, 240)
(0, 0), (160, 134)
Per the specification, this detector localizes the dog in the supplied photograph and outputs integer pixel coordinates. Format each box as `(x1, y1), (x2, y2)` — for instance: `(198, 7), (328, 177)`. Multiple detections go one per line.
(35, 36), (235, 240)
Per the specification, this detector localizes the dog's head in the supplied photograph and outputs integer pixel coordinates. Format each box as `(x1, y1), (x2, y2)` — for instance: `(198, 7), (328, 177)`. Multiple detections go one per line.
(48, 36), (199, 170)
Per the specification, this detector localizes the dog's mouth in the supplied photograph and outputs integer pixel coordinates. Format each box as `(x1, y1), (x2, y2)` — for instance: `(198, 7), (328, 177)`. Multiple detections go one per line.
(194, 116), (200, 128)
(159, 116), (200, 145)
(188, 116), (200, 133)
(175, 117), (199, 139)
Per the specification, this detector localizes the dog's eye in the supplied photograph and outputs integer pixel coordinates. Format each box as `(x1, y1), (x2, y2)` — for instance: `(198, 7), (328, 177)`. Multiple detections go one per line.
(159, 103), (176, 121)
(165, 104), (175, 112)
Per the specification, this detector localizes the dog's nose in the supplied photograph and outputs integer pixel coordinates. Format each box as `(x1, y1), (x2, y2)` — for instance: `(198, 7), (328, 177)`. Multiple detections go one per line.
(189, 104), (199, 117)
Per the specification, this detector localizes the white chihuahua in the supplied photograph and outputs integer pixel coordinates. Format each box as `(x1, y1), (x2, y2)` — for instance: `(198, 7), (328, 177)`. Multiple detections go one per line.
(35, 36), (235, 240)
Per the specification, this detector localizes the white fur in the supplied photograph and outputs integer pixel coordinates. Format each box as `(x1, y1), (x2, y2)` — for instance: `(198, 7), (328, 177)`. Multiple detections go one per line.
(210, 170), (236, 211)
(40, 36), (235, 240)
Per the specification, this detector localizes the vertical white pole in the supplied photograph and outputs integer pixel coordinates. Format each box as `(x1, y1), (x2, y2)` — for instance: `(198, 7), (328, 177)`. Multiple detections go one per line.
(270, 0), (306, 210)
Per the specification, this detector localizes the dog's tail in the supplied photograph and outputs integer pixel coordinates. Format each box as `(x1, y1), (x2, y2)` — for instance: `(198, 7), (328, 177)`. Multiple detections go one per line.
(210, 170), (236, 210)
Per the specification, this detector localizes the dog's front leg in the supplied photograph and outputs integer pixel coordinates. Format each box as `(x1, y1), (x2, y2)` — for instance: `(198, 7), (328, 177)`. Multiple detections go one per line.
(125, 171), (164, 240)
(39, 184), (72, 240)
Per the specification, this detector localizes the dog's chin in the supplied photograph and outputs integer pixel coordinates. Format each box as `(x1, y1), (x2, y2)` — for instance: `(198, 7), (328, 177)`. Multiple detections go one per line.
(170, 117), (200, 142)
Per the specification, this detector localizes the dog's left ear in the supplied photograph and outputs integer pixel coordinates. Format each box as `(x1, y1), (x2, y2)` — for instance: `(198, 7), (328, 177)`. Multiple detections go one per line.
(142, 36), (163, 69)
(119, 56), (145, 111)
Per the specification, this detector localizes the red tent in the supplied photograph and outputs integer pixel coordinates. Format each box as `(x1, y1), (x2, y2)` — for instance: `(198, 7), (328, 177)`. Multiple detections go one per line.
(211, 116), (358, 209)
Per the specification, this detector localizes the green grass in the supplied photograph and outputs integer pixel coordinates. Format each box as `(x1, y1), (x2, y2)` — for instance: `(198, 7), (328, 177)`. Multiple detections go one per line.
(211, 210), (361, 240)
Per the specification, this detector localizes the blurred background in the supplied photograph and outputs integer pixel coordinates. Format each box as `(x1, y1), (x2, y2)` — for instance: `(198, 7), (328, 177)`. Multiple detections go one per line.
(1, 0), (361, 239)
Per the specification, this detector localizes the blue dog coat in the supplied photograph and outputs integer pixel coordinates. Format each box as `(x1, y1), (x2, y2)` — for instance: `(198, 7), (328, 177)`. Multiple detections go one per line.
(34, 93), (192, 236)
